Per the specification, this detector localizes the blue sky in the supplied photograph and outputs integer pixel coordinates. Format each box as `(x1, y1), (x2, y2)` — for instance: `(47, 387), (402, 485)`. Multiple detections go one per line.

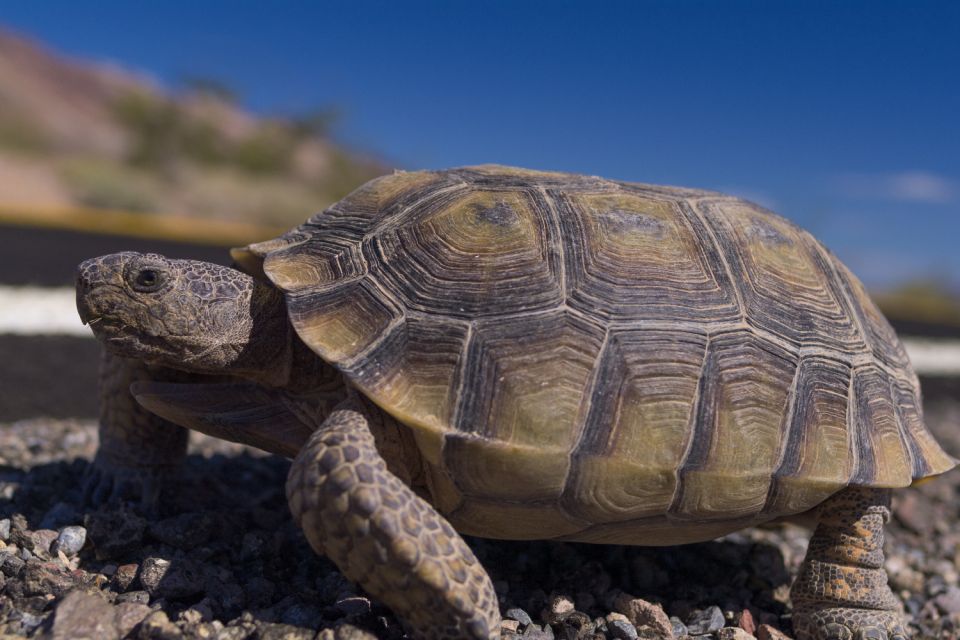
(3, 1), (958, 290)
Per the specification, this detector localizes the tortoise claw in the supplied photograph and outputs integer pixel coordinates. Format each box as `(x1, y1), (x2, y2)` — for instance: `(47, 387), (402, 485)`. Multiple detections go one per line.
(82, 457), (163, 516)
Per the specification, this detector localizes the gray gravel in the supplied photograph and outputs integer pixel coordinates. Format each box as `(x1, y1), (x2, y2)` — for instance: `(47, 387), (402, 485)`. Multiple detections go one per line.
(0, 392), (958, 639)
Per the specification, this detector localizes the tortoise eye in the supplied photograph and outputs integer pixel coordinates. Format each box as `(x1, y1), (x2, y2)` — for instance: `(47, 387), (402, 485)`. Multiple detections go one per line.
(133, 268), (164, 291)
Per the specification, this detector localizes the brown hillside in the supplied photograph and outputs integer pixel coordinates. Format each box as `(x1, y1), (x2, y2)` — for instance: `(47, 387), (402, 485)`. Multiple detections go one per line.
(0, 28), (385, 229)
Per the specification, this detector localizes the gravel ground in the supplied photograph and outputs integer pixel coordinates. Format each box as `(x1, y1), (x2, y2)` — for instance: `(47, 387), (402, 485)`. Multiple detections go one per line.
(0, 392), (958, 640)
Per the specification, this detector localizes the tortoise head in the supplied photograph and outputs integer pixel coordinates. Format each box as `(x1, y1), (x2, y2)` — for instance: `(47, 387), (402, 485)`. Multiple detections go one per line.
(76, 252), (291, 385)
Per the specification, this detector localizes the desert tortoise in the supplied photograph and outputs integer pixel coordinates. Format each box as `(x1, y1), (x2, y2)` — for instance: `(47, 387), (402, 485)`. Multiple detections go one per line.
(76, 165), (956, 640)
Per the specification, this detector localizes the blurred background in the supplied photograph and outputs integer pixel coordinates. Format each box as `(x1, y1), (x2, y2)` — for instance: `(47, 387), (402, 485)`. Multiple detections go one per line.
(0, 0), (958, 420)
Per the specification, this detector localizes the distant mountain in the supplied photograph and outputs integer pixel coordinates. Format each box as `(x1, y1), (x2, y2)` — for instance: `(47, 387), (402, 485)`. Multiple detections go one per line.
(0, 28), (386, 227)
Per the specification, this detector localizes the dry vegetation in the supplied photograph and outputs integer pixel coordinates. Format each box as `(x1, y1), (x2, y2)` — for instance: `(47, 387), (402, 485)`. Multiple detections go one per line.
(0, 29), (385, 228)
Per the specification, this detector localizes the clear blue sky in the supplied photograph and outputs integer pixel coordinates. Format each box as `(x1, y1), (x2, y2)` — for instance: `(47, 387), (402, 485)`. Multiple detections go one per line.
(3, 1), (958, 290)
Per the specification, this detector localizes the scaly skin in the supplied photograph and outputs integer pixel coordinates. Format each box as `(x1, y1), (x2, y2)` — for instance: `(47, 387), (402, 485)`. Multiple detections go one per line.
(791, 487), (908, 640)
(85, 350), (191, 509)
(286, 397), (500, 640)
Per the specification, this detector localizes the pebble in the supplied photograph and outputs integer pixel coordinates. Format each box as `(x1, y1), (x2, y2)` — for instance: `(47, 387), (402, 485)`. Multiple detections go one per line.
(686, 606), (726, 635)
(736, 609), (757, 635)
(502, 619), (521, 633)
(112, 563), (138, 592)
(507, 607), (535, 626)
(608, 618), (640, 640)
(49, 590), (119, 640)
(756, 624), (792, 640)
(115, 590), (151, 605)
(114, 602), (153, 637)
(541, 594), (575, 623)
(935, 586), (960, 614)
(30, 529), (59, 557)
(52, 525), (86, 556)
(718, 627), (756, 640)
(0, 518), (10, 541)
(85, 508), (146, 560)
(138, 556), (205, 599)
(613, 593), (674, 638)
(137, 610), (183, 639)
(669, 616), (688, 638)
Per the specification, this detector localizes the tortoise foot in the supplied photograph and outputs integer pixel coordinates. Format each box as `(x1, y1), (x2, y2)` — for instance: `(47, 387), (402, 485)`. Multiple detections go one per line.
(793, 608), (907, 640)
(82, 456), (165, 514)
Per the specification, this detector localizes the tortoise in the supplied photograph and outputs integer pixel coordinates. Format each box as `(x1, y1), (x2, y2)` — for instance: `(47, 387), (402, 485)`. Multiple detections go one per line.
(76, 165), (956, 640)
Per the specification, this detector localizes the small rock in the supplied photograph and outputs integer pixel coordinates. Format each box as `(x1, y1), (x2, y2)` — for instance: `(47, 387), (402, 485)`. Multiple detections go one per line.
(736, 609), (757, 635)
(686, 606), (725, 635)
(116, 590), (151, 606)
(613, 593), (674, 638)
(756, 624), (792, 640)
(507, 607), (535, 626)
(113, 602), (152, 637)
(178, 599), (214, 624)
(52, 526), (86, 557)
(30, 529), (59, 557)
(138, 556), (205, 599)
(894, 491), (935, 534)
(137, 557), (170, 594)
(113, 563), (138, 592)
(523, 624), (554, 639)
(85, 508), (146, 560)
(330, 623), (379, 640)
(541, 594), (575, 624)
(609, 619), (639, 640)
(18, 610), (46, 633)
(935, 586), (960, 615)
(887, 555), (924, 593)
(0, 518), (11, 541)
(718, 627), (756, 640)
(22, 561), (78, 597)
(137, 610), (182, 640)
(1, 551), (25, 577)
(48, 590), (120, 640)
(502, 619), (521, 633)
(256, 621), (321, 639)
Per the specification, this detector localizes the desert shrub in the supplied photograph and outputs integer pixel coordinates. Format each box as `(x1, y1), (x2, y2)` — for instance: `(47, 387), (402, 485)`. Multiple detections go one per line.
(60, 159), (160, 212)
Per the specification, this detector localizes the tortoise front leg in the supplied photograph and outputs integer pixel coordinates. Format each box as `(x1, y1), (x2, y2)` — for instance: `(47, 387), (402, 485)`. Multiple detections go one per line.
(85, 350), (189, 509)
(791, 487), (907, 640)
(286, 398), (501, 639)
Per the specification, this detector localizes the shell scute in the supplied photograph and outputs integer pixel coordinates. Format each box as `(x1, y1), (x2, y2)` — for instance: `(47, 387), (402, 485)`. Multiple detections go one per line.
(698, 198), (866, 352)
(558, 191), (740, 323)
(370, 187), (563, 318)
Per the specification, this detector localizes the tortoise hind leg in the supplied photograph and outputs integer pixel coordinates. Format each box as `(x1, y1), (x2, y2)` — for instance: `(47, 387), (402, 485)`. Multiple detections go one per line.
(791, 487), (907, 640)
(286, 398), (500, 639)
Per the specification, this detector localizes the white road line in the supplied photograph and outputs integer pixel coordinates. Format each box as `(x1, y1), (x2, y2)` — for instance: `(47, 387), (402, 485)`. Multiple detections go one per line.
(0, 286), (92, 337)
(2, 286), (960, 376)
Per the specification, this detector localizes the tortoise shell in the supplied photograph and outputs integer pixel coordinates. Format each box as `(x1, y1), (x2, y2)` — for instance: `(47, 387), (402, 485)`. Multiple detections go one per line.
(235, 165), (955, 543)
